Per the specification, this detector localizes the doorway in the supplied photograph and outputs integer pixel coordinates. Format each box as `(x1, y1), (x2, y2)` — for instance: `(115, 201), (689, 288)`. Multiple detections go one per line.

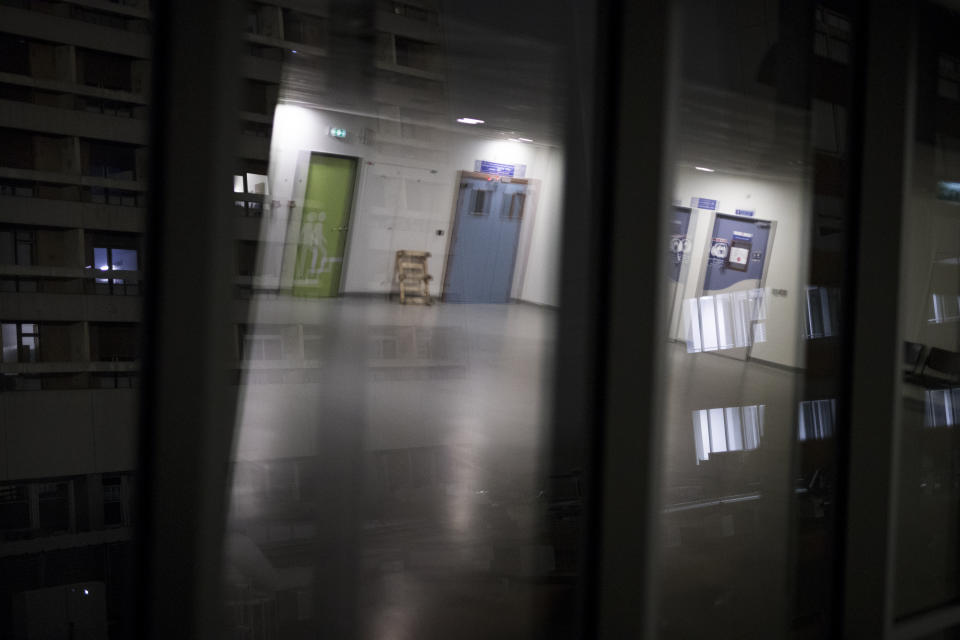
(291, 153), (358, 297)
(666, 205), (695, 341)
(443, 172), (527, 303)
(686, 213), (775, 359)
(701, 213), (773, 294)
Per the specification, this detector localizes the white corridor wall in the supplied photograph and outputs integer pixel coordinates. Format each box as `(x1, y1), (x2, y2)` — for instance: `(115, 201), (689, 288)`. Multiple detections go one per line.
(261, 104), (565, 306)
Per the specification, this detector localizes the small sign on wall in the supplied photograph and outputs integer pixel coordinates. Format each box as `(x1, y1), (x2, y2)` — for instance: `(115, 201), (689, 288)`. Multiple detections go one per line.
(735, 209), (755, 217)
(475, 160), (526, 178)
(690, 197), (717, 210)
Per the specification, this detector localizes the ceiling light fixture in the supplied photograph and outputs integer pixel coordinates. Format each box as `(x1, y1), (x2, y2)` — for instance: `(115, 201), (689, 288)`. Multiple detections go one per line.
(457, 117), (484, 125)
(695, 166), (716, 172)
(518, 137), (533, 143)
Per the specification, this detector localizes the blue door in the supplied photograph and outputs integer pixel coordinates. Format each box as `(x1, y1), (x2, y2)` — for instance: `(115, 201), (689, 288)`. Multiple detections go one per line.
(444, 176), (525, 303)
(691, 213), (774, 358)
(703, 214), (772, 294)
(668, 206), (693, 283)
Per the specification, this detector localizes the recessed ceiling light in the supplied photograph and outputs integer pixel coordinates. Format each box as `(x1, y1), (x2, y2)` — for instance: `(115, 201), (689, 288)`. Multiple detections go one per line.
(508, 138), (520, 142)
(695, 166), (715, 172)
(518, 137), (533, 142)
(457, 117), (484, 125)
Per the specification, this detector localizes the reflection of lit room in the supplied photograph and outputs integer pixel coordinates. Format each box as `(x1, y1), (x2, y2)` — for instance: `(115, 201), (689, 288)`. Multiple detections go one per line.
(248, 104), (561, 306)
(797, 399), (837, 441)
(231, 2), (853, 636)
(220, 4), (575, 637)
(3, 0), (959, 637)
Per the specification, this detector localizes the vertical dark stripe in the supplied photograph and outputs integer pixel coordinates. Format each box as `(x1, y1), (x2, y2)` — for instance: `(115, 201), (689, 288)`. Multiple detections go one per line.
(138, 1), (243, 638)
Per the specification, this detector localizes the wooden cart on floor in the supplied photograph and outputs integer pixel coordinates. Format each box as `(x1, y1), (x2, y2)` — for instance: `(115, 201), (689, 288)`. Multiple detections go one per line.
(395, 250), (433, 305)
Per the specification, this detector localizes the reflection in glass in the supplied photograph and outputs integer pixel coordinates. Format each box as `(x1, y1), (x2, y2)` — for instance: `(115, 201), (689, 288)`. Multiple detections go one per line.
(684, 288), (766, 353)
(804, 286), (841, 339)
(692, 404), (764, 463)
(797, 399), (836, 441)
(221, 1), (581, 637)
(896, 1), (960, 618)
(654, 1), (857, 637)
(931, 292), (960, 324)
(925, 388), (960, 427)
(0, 0), (148, 634)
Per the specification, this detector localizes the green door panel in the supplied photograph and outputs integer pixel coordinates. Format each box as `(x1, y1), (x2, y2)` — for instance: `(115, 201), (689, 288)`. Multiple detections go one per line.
(292, 154), (358, 297)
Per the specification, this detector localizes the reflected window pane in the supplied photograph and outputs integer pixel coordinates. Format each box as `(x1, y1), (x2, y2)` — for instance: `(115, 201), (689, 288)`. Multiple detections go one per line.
(896, 1), (960, 618)
(222, 1), (584, 637)
(656, 2), (858, 636)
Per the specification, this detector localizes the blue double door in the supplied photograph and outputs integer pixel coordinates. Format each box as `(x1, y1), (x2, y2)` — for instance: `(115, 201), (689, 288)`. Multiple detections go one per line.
(444, 176), (527, 303)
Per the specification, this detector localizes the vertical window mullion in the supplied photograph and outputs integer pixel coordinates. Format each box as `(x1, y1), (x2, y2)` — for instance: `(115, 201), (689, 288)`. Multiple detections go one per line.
(841, 1), (917, 636)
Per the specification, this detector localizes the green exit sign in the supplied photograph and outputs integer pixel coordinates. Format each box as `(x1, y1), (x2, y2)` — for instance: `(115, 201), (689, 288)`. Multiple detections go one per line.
(329, 127), (347, 139)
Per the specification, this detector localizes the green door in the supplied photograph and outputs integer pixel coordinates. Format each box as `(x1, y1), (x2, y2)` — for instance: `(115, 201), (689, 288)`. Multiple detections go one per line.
(292, 154), (358, 297)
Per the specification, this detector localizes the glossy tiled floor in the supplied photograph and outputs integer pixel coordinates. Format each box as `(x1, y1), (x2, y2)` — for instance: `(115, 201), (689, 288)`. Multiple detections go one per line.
(225, 297), (804, 639)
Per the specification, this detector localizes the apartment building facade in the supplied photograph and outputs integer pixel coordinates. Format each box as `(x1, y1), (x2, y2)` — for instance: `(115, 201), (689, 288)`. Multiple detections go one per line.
(0, 1), (446, 636)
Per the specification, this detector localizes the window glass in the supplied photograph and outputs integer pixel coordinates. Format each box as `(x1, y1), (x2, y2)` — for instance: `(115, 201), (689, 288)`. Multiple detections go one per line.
(0, 231), (12, 264)
(653, 2), (859, 636)
(0, 43), (147, 631)
(94, 247), (110, 272)
(111, 248), (138, 271)
(220, 1), (589, 637)
(245, 172), (268, 195)
(15, 232), (32, 265)
(20, 336), (37, 363)
(895, 0), (960, 618)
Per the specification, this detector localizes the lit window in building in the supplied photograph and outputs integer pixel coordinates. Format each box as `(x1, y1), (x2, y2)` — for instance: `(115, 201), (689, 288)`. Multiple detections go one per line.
(1, 322), (39, 363)
(89, 244), (139, 295)
(92, 246), (139, 274)
(233, 172), (268, 216)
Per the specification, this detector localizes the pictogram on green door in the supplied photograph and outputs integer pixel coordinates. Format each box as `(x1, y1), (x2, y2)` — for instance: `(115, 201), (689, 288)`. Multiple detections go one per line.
(292, 153), (358, 297)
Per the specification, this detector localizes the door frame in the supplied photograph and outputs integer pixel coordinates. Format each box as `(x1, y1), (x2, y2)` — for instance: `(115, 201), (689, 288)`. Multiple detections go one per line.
(665, 204), (694, 342)
(440, 170), (533, 302)
(691, 211), (778, 361)
(694, 211), (777, 300)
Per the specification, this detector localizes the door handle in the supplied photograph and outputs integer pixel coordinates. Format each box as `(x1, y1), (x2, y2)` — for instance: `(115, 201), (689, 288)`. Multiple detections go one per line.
(336, 226), (349, 231)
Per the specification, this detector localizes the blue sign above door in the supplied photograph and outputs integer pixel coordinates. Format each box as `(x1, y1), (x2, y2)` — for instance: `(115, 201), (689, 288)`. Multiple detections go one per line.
(476, 160), (526, 177)
(690, 197), (717, 210)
